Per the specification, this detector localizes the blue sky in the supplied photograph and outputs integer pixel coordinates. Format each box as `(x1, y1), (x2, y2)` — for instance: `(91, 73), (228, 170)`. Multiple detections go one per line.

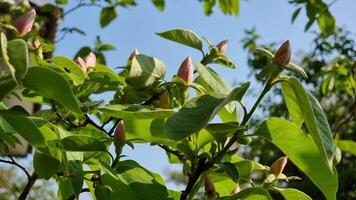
(56, 0), (356, 191)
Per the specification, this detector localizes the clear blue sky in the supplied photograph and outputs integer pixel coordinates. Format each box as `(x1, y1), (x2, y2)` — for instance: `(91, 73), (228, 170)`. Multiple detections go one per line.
(55, 0), (356, 191)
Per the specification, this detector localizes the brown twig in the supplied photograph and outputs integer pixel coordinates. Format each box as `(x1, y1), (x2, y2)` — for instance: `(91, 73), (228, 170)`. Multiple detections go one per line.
(18, 173), (38, 200)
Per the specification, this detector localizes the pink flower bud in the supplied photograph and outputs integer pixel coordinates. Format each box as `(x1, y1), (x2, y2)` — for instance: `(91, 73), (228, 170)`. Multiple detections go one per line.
(84, 52), (96, 67)
(12, 9), (36, 36)
(269, 156), (288, 176)
(128, 49), (139, 61)
(274, 40), (291, 66)
(33, 39), (41, 49)
(114, 121), (125, 143)
(231, 186), (240, 194)
(216, 40), (228, 54)
(75, 52), (96, 71)
(177, 56), (193, 85)
(75, 57), (86, 69)
(204, 176), (215, 195)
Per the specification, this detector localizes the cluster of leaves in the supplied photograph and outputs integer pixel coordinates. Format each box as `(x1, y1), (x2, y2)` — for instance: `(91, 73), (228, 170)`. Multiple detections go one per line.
(241, 27), (356, 199)
(0, 4), (340, 198)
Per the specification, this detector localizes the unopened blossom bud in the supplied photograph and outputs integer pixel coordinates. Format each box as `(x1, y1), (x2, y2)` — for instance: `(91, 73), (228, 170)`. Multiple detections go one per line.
(128, 49), (139, 61)
(12, 9), (36, 36)
(274, 40), (291, 66)
(231, 186), (240, 194)
(114, 120), (125, 144)
(159, 91), (170, 109)
(216, 40), (228, 54)
(177, 56), (193, 85)
(84, 52), (96, 67)
(269, 156), (288, 177)
(75, 52), (96, 71)
(75, 57), (86, 69)
(204, 176), (215, 195)
(33, 39), (40, 49)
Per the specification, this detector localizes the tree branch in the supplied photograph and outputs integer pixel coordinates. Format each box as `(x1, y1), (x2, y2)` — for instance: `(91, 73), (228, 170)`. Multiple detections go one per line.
(0, 156), (31, 182)
(18, 173), (38, 200)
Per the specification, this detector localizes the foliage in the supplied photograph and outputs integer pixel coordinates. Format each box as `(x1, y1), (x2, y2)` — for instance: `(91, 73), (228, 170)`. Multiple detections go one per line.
(241, 27), (356, 199)
(0, 1), (350, 200)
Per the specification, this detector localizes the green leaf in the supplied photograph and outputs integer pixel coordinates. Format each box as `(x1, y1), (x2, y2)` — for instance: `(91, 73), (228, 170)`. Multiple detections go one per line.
(48, 135), (109, 151)
(203, 0), (216, 15)
(277, 188), (312, 200)
(255, 118), (338, 200)
(0, 75), (17, 101)
(152, 0), (165, 11)
(234, 160), (254, 180)
(124, 118), (175, 146)
(95, 184), (112, 200)
(196, 63), (230, 94)
(7, 39), (29, 80)
(219, 187), (271, 200)
(291, 7), (302, 23)
(22, 67), (82, 113)
(99, 160), (171, 200)
(218, 0), (239, 16)
(127, 54), (166, 89)
(284, 63), (307, 78)
(0, 110), (46, 147)
(166, 82), (249, 140)
(281, 77), (334, 169)
(100, 7), (118, 28)
(208, 171), (237, 196)
(34, 150), (60, 179)
(335, 140), (356, 156)
(58, 151), (84, 199)
(156, 29), (203, 51)
(51, 56), (86, 86)
(221, 162), (239, 183)
(100, 104), (175, 119)
(317, 12), (335, 37)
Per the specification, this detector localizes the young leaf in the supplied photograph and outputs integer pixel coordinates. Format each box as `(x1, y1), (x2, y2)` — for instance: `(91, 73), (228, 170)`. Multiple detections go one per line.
(7, 39), (30, 81)
(22, 67), (82, 113)
(166, 82), (249, 140)
(255, 118), (338, 200)
(100, 7), (118, 28)
(195, 63), (230, 94)
(335, 140), (356, 156)
(317, 12), (335, 37)
(281, 77), (334, 169)
(156, 29), (203, 51)
(127, 54), (166, 89)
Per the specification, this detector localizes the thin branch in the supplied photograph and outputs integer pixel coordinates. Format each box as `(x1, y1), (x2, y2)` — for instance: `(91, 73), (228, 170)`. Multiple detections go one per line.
(108, 119), (121, 136)
(157, 144), (186, 161)
(101, 116), (113, 128)
(0, 156), (31, 182)
(84, 114), (108, 134)
(64, 0), (102, 16)
(51, 100), (80, 128)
